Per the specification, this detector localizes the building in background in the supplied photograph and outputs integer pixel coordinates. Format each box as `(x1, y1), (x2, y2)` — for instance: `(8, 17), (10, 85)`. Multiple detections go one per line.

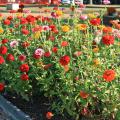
(0, 0), (120, 4)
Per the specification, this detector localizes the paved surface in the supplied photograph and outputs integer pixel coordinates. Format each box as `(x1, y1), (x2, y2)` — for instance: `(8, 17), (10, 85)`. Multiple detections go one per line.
(0, 4), (120, 18)
(0, 6), (110, 18)
(0, 107), (11, 120)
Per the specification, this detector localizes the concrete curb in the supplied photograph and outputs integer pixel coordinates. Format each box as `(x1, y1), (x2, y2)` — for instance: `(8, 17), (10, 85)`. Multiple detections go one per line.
(0, 95), (32, 120)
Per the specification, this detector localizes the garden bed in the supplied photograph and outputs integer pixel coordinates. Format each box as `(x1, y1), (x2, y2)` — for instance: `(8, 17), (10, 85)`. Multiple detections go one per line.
(0, 5), (120, 120)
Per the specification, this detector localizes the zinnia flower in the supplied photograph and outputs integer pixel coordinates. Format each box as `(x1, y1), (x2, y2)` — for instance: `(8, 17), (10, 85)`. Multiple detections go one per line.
(55, 10), (63, 17)
(103, 69), (116, 82)
(52, 47), (58, 53)
(20, 18), (28, 24)
(44, 51), (51, 57)
(21, 74), (29, 81)
(34, 48), (45, 59)
(0, 46), (7, 55)
(0, 83), (4, 92)
(7, 54), (14, 61)
(0, 27), (4, 34)
(0, 56), (4, 64)
(26, 15), (35, 23)
(35, 48), (45, 56)
(19, 64), (29, 72)
(76, 24), (87, 31)
(1, 39), (8, 44)
(18, 55), (26, 61)
(61, 41), (69, 47)
(80, 14), (88, 20)
(22, 41), (30, 48)
(103, 0), (110, 4)
(21, 29), (29, 35)
(90, 18), (101, 26)
(102, 35), (114, 45)
(61, 25), (70, 32)
(59, 55), (70, 66)
(10, 41), (19, 48)
(46, 112), (53, 120)
(80, 91), (89, 99)
(3, 19), (11, 25)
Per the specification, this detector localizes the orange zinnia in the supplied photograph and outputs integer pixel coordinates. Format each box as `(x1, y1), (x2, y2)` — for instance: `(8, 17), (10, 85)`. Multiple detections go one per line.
(103, 26), (112, 33)
(93, 47), (99, 53)
(76, 24), (87, 31)
(80, 91), (89, 99)
(56, 10), (63, 17)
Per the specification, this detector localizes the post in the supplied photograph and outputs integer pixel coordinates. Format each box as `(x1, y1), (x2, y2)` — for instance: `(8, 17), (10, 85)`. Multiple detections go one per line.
(90, 0), (93, 4)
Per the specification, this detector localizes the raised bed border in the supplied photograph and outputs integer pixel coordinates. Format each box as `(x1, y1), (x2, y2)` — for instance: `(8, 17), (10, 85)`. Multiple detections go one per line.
(0, 95), (32, 120)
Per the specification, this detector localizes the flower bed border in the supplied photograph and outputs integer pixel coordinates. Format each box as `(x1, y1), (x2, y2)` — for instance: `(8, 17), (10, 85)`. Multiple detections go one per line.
(0, 95), (32, 120)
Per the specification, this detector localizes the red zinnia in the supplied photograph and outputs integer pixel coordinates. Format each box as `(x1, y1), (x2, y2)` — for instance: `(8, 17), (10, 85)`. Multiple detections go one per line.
(46, 112), (53, 120)
(103, 69), (116, 82)
(90, 18), (101, 26)
(48, 36), (55, 41)
(18, 55), (26, 61)
(59, 55), (70, 66)
(33, 54), (41, 59)
(21, 29), (29, 35)
(0, 83), (4, 92)
(1, 39), (8, 44)
(3, 19), (11, 25)
(20, 18), (28, 25)
(21, 74), (29, 81)
(19, 64), (29, 72)
(7, 54), (14, 61)
(61, 41), (69, 47)
(52, 47), (58, 53)
(0, 46), (8, 55)
(102, 35), (114, 46)
(26, 15), (36, 23)
(44, 51), (51, 57)
(7, 16), (13, 21)
(22, 41), (30, 48)
(0, 56), (4, 64)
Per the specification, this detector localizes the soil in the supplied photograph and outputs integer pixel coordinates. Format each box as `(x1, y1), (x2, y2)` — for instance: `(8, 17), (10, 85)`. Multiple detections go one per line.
(3, 92), (115, 120)
(3, 93), (68, 120)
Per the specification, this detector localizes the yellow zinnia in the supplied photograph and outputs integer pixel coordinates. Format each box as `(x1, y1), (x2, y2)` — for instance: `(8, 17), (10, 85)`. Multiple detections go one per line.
(93, 59), (100, 66)
(0, 28), (4, 34)
(33, 31), (41, 39)
(61, 25), (70, 32)
(56, 10), (63, 17)
(88, 13), (96, 19)
(16, 13), (23, 18)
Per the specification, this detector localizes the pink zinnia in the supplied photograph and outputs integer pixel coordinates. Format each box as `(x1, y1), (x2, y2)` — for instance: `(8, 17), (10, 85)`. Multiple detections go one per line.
(103, 0), (110, 4)
(35, 48), (45, 56)
(80, 15), (88, 20)
(10, 41), (19, 48)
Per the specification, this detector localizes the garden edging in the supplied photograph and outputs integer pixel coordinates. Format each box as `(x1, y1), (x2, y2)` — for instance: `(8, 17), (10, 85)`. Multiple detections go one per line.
(0, 95), (32, 120)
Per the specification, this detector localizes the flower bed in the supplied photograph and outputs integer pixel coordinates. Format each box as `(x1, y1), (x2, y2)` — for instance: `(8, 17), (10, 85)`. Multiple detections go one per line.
(0, 5), (120, 120)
